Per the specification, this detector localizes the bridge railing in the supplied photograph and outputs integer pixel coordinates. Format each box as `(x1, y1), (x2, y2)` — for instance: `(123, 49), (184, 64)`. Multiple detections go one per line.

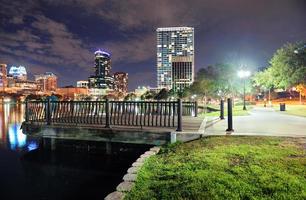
(25, 99), (198, 131)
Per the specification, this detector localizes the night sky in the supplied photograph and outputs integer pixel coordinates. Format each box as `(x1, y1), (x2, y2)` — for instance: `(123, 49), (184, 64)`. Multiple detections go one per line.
(0, 0), (305, 90)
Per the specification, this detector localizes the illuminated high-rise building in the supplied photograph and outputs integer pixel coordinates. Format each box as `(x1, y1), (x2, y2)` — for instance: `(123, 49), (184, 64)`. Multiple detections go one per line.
(0, 64), (7, 89)
(156, 27), (194, 89)
(8, 65), (27, 81)
(35, 72), (57, 92)
(114, 72), (128, 94)
(88, 50), (114, 89)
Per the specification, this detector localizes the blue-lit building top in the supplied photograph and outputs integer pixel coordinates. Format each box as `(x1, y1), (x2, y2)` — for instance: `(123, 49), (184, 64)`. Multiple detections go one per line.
(156, 27), (194, 89)
(8, 66), (27, 80)
(89, 50), (114, 89)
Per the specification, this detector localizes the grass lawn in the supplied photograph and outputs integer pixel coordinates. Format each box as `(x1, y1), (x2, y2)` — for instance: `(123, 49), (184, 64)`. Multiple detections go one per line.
(275, 105), (306, 117)
(201, 105), (253, 117)
(125, 136), (306, 200)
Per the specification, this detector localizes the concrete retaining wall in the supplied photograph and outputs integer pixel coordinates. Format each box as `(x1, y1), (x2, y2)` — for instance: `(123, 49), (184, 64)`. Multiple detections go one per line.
(104, 146), (161, 200)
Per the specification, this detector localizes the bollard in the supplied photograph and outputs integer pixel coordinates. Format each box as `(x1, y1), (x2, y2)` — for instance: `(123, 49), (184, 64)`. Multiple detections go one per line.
(194, 101), (198, 117)
(220, 99), (224, 120)
(105, 99), (111, 128)
(176, 99), (182, 131)
(226, 98), (234, 132)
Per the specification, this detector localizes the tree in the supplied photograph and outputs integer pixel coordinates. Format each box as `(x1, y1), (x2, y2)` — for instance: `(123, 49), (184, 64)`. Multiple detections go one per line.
(141, 91), (156, 100)
(296, 84), (306, 97)
(124, 93), (137, 101)
(252, 67), (274, 101)
(268, 42), (306, 89)
(25, 94), (43, 101)
(154, 89), (168, 100)
(189, 78), (214, 103)
(116, 92), (125, 100)
(188, 63), (243, 102)
(253, 68), (274, 90)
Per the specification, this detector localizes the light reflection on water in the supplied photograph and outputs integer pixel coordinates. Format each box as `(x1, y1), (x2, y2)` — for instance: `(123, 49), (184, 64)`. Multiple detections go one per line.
(0, 103), (151, 200)
(0, 103), (38, 151)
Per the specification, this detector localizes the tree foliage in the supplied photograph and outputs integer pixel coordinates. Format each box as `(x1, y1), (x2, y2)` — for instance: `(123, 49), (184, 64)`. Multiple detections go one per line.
(154, 88), (168, 100)
(124, 93), (137, 100)
(188, 64), (244, 100)
(296, 84), (306, 97)
(252, 67), (274, 90)
(254, 42), (306, 90)
(141, 91), (156, 100)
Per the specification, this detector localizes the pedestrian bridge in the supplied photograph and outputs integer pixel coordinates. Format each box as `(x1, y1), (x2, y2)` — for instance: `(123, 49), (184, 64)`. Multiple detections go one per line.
(22, 100), (207, 145)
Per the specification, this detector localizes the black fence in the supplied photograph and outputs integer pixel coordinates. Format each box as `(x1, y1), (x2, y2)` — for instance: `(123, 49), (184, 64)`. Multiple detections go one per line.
(25, 99), (198, 131)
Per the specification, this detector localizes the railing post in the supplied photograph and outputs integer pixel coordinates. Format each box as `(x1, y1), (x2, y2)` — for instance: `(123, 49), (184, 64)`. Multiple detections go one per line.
(25, 100), (29, 122)
(70, 100), (74, 116)
(194, 101), (198, 117)
(226, 98), (234, 132)
(105, 99), (111, 128)
(176, 99), (182, 132)
(47, 99), (51, 125)
(220, 99), (224, 120)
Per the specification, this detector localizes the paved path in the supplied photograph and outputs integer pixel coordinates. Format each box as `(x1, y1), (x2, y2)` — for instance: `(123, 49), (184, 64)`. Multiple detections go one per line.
(205, 107), (306, 137)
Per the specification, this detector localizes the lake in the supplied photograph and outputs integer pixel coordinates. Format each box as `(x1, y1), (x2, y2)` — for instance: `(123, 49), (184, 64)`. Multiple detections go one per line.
(0, 103), (150, 200)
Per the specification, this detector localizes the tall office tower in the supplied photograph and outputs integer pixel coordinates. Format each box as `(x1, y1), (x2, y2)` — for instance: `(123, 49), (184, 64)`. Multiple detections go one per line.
(88, 50), (114, 89)
(0, 64), (7, 89)
(9, 66), (27, 81)
(114, 72), (128, 94)
(35, 72), (57, 92)
(156, 27), (194, 89)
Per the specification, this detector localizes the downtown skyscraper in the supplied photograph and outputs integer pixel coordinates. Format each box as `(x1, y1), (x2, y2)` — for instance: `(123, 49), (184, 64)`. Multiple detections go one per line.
(156, 27), (194, 90)
(88, 50), (114, 90)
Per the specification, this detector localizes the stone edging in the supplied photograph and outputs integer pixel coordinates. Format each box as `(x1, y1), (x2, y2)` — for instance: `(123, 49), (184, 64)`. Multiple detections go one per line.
(104, 146), (161, 200)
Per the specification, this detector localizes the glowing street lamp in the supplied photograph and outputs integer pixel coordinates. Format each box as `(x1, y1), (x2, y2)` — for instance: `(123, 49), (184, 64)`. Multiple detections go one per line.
(191, 94), (197, 100)
(238, 69), (251, 110)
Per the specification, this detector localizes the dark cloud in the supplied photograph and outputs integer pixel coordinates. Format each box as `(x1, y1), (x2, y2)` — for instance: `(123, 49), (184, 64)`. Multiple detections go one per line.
(1, 0), (306, 89)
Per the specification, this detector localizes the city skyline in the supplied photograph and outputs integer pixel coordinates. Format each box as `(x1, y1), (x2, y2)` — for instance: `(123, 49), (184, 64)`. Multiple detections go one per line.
(0, 0), (306, 90)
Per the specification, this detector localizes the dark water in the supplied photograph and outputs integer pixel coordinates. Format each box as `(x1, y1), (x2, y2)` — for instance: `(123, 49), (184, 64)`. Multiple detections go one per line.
(0, 103), (150, 200)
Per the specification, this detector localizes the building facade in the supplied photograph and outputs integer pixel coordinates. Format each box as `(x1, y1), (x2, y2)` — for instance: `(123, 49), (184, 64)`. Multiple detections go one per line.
(77, 80), (89, 88)
(8, 66), (27, 81)
(114, 72), (128, 94)
(14, 80), (37, 91)
(88, 50), (114, 89)
(172, 56), (193, 91)
(35, 72), (57, 92)
(156, 27), (194, 89)
(0, 64), (7, 89)
(56, 87), (88, 100)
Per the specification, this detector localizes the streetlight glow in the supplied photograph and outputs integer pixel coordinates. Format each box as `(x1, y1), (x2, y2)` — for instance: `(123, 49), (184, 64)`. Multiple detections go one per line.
(238, 70), (251, 78)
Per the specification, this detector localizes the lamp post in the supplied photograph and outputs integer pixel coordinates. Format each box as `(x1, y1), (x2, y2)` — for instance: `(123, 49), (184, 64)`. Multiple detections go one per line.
(238, 69), (251, 110)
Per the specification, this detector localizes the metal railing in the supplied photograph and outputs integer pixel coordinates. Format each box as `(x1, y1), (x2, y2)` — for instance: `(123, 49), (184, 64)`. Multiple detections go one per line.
(25, 99), (198, 131)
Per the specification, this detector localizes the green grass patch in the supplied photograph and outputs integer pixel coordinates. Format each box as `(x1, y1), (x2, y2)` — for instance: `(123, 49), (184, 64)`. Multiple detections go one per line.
(275, 105), (306, 117)
(125, 136), (306, 200)
(200, 105), (252, 117)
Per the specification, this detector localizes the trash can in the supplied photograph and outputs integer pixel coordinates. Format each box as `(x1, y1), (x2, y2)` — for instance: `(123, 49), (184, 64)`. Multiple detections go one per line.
(280, 103), (286, 111)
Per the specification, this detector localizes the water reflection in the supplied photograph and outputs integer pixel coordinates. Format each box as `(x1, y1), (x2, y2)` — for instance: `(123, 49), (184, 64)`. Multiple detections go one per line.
(0, 103), (37, 151)
(8, 123), (27, 149)
(0, 103), (151, 200)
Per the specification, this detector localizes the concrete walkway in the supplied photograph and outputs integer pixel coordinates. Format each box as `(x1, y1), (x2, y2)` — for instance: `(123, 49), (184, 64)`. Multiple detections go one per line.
(205, 107), (306, 137)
